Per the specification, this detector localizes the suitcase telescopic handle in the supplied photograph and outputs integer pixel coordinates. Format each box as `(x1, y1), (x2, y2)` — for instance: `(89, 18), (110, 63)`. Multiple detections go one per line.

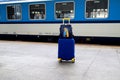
(63, 18), (70, 25)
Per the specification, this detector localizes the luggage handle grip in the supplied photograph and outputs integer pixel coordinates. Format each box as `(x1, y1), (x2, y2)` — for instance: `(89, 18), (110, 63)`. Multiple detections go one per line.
(63, 18), (70, 25)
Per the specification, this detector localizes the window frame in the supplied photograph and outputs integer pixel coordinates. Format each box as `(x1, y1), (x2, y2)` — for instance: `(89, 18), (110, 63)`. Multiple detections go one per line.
(28, 3), (46, 20)
(6, 4), (22, 20)
(85, 0), (109, 19)
(55, 1), (75, 20)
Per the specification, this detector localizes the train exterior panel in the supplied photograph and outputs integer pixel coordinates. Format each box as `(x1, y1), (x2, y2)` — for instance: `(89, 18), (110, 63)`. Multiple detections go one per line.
(0, 0), (120, 44)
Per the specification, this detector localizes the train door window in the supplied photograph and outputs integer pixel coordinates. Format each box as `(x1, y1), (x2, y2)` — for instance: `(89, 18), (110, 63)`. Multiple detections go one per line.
(86, 0), (109, 18)
(55, 2), (74, 19)
(29, 4), (45, 20)
(7, 5), (22, 20)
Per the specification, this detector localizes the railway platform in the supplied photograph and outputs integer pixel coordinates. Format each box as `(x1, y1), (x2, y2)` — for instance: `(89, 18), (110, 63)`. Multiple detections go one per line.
(0, 40), (120, 80)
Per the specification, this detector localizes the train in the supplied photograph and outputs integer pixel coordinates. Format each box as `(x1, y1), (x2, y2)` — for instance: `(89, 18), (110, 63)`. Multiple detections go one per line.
(0, 0), (120, 45)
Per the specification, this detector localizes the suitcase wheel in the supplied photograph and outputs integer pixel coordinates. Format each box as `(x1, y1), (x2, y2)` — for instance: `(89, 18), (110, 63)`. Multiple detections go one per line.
(71, 58), (75, 63)
(58, 58), (62, 62)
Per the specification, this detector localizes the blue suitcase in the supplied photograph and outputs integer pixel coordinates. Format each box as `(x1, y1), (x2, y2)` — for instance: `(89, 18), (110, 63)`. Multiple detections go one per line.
(58, 38), (75, 63)
(58, 18), (75, 63)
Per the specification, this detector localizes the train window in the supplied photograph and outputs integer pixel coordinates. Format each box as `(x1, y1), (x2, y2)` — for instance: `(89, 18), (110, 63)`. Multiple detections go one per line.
(7, 5), (22, 20)
(55, 2), (74, 19)
(86, 0), (108, 18)
(0, 11), (1, 20)
(0, 5), (1, 20)
(29, 4), (45, 20)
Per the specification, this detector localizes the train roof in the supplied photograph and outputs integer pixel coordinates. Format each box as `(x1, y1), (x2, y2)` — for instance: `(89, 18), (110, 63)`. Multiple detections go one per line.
(0, 0), (52, 4)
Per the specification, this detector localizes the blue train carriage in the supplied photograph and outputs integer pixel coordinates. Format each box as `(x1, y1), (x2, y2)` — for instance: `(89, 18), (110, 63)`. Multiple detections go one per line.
(0, 0), (120, 44)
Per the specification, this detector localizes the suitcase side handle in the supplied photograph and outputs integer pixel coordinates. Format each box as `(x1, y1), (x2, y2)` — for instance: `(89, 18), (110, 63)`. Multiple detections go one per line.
(63, 18), (70, 25)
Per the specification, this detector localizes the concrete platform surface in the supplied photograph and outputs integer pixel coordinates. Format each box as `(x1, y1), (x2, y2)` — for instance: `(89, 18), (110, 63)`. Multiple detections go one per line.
(0, 40), (120, 80)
